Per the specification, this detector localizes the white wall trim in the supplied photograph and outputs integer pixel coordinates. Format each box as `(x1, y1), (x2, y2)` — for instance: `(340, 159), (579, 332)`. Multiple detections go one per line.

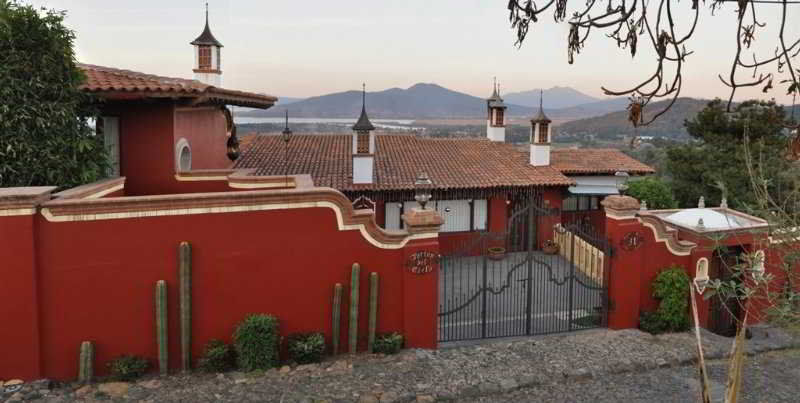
(84, 183), (124, 199)
(639, 219), (693, 256)
(0, 208), (36, 217)
(40, 200), (435, 250)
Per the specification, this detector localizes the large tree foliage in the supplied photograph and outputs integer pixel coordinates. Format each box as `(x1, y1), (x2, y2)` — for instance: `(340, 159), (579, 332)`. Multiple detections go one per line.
(665, 99), (795, 210)
(0, 0), (107, 189)
(626, 176), (678, 209)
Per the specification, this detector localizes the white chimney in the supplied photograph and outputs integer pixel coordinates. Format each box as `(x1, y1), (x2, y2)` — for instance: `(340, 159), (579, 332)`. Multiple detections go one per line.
(352, 85), (375, 184)
(486, 79), (507, 142)
(191, 4), (223, 86)
(530, 90), (551, 166)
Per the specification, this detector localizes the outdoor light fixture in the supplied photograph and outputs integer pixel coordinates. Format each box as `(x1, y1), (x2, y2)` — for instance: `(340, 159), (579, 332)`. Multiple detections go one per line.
(615, 171), (630, 193)
(281, 109), (293, 143)
(751, 250), (766, 281)
(414, 172), (433, 210)
(694, 258), (710, 294)
(226, 133), (240, 161)
(282, 109), (293, 187)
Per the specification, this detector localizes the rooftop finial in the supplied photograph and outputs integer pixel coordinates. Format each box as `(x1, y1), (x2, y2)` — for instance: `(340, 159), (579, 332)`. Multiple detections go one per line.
(205, 2), (209, 24)
(362, 83), (366, 110)
(698, 196), (705, 208)
(539, 89), (543, 111)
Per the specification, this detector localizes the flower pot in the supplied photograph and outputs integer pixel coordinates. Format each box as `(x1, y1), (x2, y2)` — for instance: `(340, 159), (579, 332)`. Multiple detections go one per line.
(487, 247), (506, 261)
(542, 241), (559, 255)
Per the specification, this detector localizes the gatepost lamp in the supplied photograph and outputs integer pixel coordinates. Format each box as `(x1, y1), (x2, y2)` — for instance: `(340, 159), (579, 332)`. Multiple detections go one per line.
(414, 172), (433, 210)
(615, 171), (630, 194)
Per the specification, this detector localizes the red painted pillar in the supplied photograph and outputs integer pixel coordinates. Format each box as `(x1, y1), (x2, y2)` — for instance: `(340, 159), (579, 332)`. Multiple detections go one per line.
(0, 187), (55, 380)
(401, 208), (444, 349)
(602, 196), (645, 330)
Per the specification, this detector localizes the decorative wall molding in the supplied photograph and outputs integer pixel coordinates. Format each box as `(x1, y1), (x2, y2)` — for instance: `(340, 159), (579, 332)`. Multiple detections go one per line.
(53, 177), (125, 200)
(637, 214), (696, 256)
(40, 186), (434, 250)
(0, 186), (58, 216)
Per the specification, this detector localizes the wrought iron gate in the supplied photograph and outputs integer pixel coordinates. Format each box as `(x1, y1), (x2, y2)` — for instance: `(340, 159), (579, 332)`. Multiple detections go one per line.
(437, 198), (611, 342)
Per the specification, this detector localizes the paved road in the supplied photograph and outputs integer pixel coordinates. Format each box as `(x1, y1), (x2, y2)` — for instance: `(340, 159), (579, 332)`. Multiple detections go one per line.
(467, 349), (800, 403)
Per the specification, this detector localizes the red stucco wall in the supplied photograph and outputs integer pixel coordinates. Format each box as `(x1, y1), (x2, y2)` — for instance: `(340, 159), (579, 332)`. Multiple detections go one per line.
(173, 107), (231, 171)
(0, 203), (437, 381)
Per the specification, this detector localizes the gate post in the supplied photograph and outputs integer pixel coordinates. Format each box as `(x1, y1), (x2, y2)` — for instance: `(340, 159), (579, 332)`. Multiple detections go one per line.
(602, 196), (645, 330)
(0, 187), (55, 381)
(401, 208), (443, 349)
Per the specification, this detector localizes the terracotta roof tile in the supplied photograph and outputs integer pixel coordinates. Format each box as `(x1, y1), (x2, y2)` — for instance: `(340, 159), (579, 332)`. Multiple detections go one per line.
(78, 64), (276, 109)
(550, 148), (655, 174)
(235, 134), (574, 191)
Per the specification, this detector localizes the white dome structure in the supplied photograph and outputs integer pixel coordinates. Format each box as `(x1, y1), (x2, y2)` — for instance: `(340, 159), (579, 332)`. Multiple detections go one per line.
(661, 208), (764, 231)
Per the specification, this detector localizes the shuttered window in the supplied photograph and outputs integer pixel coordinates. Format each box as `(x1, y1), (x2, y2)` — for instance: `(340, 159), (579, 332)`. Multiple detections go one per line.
(473, 199), (488, 230)
(198, 46), (212, 69)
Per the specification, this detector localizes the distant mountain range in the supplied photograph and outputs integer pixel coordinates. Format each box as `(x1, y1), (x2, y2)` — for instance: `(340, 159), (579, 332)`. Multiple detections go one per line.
(242, 83), (631, 120)
(557, 98), (710, 139)
(504, 86), (601, 109)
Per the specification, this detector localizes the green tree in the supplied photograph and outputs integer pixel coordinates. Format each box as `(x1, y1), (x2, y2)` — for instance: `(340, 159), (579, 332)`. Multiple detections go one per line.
(0, 1), (107, 189)
(666, 99), (793, 211)
(626, 176), (678, 210)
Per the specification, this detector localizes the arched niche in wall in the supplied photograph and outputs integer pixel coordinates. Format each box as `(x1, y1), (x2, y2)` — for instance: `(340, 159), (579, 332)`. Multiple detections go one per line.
(175, 138), (192, 172)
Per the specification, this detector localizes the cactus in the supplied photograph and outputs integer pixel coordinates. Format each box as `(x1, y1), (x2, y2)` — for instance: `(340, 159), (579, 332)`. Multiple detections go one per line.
(367, 272), (379, 353)
(348, 263), (360, 354)
(332, 283), (343, 355)
(179, 241), (192, 371)
(78, 341), (94, 383)
(155, 280), (168, 376)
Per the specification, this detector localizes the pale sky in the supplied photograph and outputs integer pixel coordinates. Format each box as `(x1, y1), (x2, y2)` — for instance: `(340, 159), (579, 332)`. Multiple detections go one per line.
(27, 0), (798, 104)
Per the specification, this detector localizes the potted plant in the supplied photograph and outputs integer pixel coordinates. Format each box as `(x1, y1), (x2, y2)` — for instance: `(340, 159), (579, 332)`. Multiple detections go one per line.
(542, 240), (559, 255)
(487, 246), (506, 260)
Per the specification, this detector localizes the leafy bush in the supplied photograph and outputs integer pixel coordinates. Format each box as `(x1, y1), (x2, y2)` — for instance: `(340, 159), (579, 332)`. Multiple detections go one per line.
(233, 314), (280, 371)
(640, 266), (691, 334)
(107, 355), (149, 381)
(639, 311), (668, 334)
(198, 339), (236, 373)
(626, 177), (678, 210)
(373, 333), (404, 355)
(287, 333), (326, 364)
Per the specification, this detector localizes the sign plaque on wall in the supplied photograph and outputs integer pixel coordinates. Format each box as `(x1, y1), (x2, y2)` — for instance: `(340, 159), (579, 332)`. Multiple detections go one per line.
(406, 251), (439, 274)
(621, 231), (644, 251)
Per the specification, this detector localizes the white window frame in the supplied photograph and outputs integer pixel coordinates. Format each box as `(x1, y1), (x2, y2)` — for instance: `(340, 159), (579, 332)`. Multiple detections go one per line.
(175, 138), (192, 172)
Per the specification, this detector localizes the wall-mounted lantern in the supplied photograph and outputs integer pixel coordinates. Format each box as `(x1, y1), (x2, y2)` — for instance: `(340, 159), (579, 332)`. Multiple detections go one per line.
(615, 171), (630, 194)
(694, 258), (710, 294)
(414, 172), (433, 210)
(751, 250), (766, 281)
(224, 106), (240, 161)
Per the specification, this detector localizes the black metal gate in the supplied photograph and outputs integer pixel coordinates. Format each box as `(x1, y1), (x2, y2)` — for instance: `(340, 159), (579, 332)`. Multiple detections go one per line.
(437, 199), (611, 342)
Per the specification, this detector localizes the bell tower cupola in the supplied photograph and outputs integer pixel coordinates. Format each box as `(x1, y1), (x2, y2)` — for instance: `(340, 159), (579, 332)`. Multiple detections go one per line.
(530, 90), (552, 166)
(352, 84), (376, 184)
(191, 3), (223, 86)
(486, 78), (507, 142)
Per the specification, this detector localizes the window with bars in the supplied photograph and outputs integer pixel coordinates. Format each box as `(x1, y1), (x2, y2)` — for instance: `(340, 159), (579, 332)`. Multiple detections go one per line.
(563, 196), (601, 212)
(538, 123), (549, 143)
(198, 46), (212, 69)
(356, 133), (370, 154)
(384, 199), (488, 232)
(494, 109), (504, 126)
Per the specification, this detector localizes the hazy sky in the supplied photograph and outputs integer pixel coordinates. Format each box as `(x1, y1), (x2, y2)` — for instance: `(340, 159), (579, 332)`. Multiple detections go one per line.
(28, 0), (798, 104)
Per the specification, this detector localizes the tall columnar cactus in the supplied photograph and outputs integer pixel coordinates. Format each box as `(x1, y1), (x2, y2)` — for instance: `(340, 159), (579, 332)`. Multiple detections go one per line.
(179, 241), (192, 371)
(78, 341), (94, 383)
(155, 280), (168, 376)
(348, 263), (360, 354)
(332, 283), (343, 355)
(367, 272), (379, 353)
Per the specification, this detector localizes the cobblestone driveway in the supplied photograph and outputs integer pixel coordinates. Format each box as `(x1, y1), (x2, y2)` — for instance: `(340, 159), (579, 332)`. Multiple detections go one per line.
(6, 326), (796, 403)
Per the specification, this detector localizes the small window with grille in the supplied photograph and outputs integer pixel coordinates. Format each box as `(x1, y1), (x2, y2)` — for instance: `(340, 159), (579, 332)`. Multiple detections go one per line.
(357, 133), (370, 154)
(538, 123), (549, 143)
(198, 46), (212, 69)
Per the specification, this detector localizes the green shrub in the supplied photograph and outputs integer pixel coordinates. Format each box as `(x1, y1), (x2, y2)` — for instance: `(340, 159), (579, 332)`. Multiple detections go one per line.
(640, 266), (691, 334)
(107, 355), (149, 381)
(233, 314), (280, 371)
(198, 339), (236, 373)
(639, 311), (668, 334)
(287, 333), (326, 364)
(373, 333), (404, 355)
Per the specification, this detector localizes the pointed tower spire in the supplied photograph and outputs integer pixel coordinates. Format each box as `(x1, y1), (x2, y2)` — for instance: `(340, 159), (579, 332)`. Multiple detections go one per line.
(530, 89), (552, 166)
(352, 83), (375, 132)
(486, 77), (507, 142)
(532, 89), (550, 123)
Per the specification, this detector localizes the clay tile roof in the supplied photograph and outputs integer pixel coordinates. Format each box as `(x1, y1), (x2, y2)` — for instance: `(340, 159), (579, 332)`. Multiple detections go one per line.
(78, 64), (276, 109)
(550, 148), (655, 175)
(235, 134), (575, 191)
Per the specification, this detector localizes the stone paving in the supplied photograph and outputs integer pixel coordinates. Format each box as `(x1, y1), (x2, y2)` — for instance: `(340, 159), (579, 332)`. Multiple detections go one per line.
(2, 326), (796, 403)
